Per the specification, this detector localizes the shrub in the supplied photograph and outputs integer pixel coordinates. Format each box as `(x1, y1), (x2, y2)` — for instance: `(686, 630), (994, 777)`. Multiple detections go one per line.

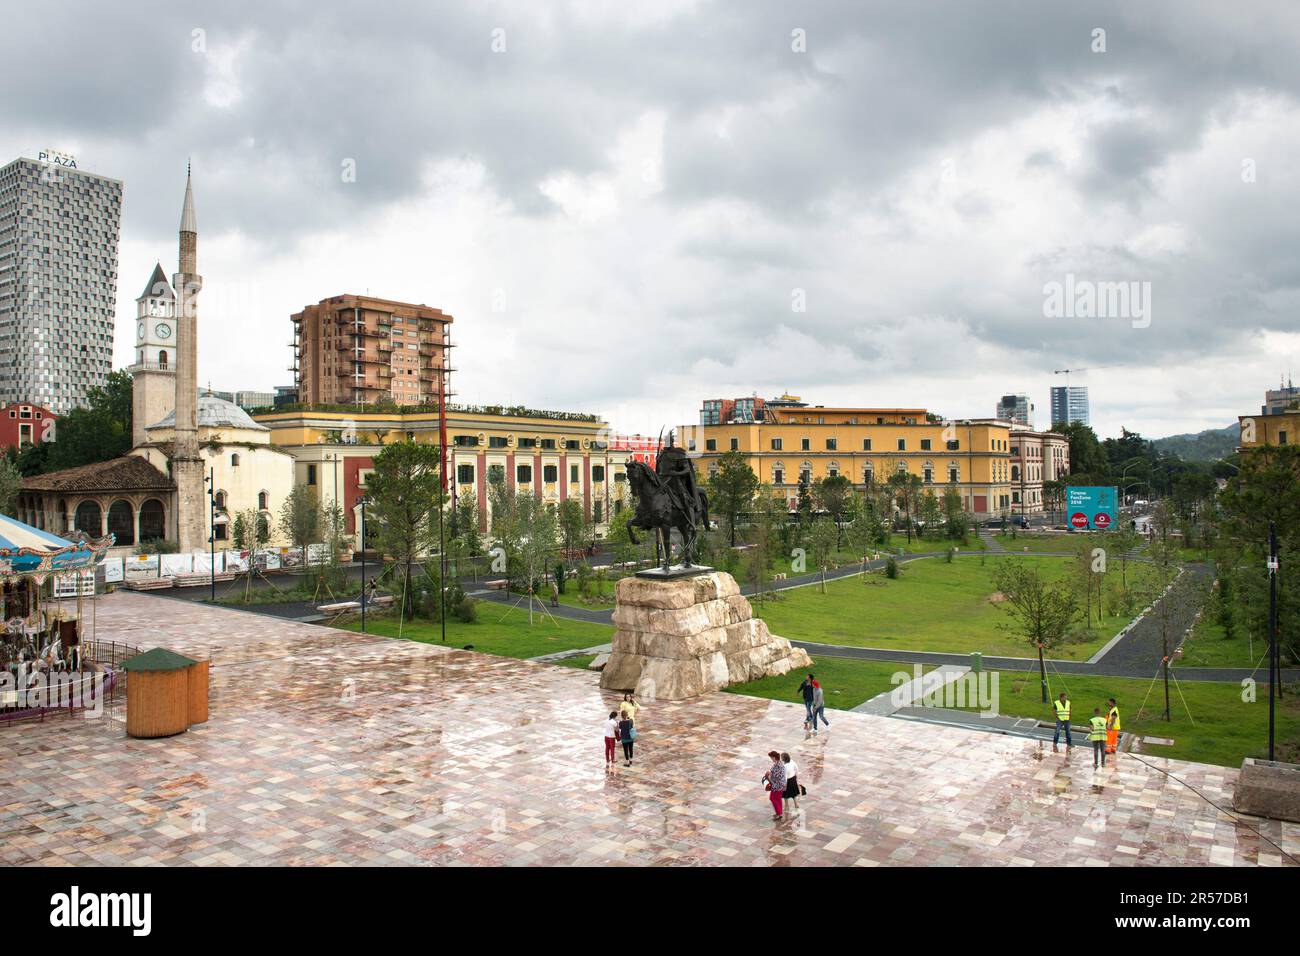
(885, 556), (899, 579)
(554, 563), (566, 594)
(454, 596), (478, 623)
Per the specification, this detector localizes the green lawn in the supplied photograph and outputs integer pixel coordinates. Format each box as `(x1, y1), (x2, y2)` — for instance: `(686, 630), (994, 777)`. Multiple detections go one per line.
(1176, 619), (1271, 670)
(991, 533), (1080, 553)
(724, 655), (936, 711)
(553, 653), (598, 670)
(975, 668), (1300, 768)
(334, 605), (613, 660)
(751, 555), (1170, 661)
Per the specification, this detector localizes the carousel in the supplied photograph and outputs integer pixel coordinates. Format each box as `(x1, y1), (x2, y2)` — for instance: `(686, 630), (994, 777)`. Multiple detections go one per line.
(0, 513), (115, 719)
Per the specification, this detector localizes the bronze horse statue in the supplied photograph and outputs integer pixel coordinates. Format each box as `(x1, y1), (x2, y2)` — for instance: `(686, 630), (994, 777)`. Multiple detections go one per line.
(625, 457), (709, 571)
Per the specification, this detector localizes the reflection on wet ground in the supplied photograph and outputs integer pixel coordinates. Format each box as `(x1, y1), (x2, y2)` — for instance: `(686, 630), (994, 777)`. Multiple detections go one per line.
(3, 592), (1295, 867)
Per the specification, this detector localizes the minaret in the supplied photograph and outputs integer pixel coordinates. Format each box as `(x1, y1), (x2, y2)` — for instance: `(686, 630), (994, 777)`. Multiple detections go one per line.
(171, 163), (206, 552)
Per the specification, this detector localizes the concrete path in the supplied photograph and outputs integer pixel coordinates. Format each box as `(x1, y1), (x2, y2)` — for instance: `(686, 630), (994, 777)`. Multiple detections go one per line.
(853, 664), (970, 716)
(529, 643), (612, 663)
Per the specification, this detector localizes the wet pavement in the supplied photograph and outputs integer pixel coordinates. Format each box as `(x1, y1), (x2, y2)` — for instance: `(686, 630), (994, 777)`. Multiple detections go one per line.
(4, 591), (1295, 867)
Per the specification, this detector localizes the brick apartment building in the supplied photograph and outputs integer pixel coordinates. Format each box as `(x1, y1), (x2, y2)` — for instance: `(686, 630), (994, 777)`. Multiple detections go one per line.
(291, 294), (453, 406)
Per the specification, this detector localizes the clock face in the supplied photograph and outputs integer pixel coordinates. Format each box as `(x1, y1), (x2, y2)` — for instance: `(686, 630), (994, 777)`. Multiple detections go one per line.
(155, 323), (172, 339)
(137, 322), (144, 342)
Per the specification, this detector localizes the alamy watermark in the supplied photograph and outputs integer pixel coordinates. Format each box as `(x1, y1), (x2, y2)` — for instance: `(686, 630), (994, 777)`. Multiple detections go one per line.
(1043, 273), (1151, 329)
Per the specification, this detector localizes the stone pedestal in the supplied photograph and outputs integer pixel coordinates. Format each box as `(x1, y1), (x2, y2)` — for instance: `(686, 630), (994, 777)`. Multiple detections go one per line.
(599, 571), (812, 700)
(1233, 758), (1300, 823)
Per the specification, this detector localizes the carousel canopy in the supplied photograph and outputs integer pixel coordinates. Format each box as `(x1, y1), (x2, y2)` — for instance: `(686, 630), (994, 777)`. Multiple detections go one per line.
(0, 513), (113, 578)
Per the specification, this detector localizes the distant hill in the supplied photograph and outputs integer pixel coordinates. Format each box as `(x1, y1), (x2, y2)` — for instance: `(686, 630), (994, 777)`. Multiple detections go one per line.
(1151, 423), (1238, 461)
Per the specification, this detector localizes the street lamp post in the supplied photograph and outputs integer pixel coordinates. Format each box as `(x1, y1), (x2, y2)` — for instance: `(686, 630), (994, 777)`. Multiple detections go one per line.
(204, 468), (215, 602)
(357, 494), (368, 634)
(1268, 521), (1279, 761)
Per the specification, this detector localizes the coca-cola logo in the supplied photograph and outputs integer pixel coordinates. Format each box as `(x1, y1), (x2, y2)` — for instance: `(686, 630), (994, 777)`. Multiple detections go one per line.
(1070, 512), (1089, 529)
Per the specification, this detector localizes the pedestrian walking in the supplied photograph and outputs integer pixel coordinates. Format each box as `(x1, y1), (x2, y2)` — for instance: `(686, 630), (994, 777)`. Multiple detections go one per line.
(619, 693), (640, 723)
(1106, 697), (1121, 755)
(781, 752), (803, 813)
(1088, 707), (1108, 769)
(763, 751), (787, 821)
(618, 712), (637, 766)
(604, 711), (619, 769)
(799, 674), (816, 725)
(550, 580), (560, 608)
(1052, 691), (1072, 750)
(811, 680), (830, 733)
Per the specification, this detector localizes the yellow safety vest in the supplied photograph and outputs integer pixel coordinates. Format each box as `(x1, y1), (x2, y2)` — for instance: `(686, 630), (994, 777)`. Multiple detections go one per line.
(1108, 706), (1121, 731)
(1088, 716), (1107, 741)
(1053, 699), (1071, 720)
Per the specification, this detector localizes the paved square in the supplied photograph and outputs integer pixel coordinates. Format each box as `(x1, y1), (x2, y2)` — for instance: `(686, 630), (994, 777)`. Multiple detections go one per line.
(3, 592), (1296, 866)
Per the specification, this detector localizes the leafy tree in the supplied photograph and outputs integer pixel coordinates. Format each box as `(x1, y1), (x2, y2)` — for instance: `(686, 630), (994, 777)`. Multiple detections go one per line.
(605, 503), (641, 571)
(991, 559), (1082, 703)
(365, 440), (443, 619)
(28, 370), (134, 474)
(1042, 479), (1066, 524)
(708, 450), (757, 546)
(812, 474), (853, 545)
(0, 456), (21, 516)
(808, 517), (838, 593)
(558, 498), (591, 563)
(918, 489), (942, 540)
(796, 473), (813, 525)
(942, 486), (969, 541)
(454, 490), (483, 558)
(505, 492), (558, 624)
(845, 509), (879, 580)
(278, 483), (323, 549)
(887, 471), (923, 543)
(1051, 421), (1107, 479)
(745, 484), (786, 607)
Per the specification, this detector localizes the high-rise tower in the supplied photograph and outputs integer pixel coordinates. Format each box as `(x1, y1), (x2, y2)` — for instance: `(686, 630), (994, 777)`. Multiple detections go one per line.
(171, 165), (206, 552)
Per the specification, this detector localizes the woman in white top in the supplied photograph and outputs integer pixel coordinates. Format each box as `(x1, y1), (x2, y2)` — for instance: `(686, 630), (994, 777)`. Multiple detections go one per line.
(604, 712), (619, 770)
(781, 752), (801, 811)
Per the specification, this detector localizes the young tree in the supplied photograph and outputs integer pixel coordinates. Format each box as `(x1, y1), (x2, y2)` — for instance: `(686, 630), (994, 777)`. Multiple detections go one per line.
(812, 474), (853, 546)
(454, 489), (483, 559)
(278, 483), (323, 549)
(708, 450), (758, 546)
(991, 559), (1082, 703)
(746, 484), (786, 607)
(557, 498), (591, 564)
(0, 456), (21, 516)
(845, 510), (878, 580)
(796, 473), (813, 525)
(512, 492), (558, 624)
(887, 471), (923, 543)
(230, 508), (261, 602)
(808, 517), (838, 594)
(918, 489), (942, 540)
(365, 440), (443, 620)
(942, 486), (969, 542)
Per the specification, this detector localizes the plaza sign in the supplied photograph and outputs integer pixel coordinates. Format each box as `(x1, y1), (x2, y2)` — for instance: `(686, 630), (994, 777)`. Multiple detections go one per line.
(38, 148), (77, 169)
(1066, 485), (1118, 532)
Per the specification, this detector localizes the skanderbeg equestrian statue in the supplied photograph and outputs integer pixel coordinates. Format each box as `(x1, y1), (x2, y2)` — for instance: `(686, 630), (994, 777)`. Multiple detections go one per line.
(624, 435), (710, 574)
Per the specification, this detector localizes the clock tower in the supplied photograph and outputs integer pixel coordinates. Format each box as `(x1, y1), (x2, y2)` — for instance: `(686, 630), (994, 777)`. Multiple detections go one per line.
(130, 262), (178, 447)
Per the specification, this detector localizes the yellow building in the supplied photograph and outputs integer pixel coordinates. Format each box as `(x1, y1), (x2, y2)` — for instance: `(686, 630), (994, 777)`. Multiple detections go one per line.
(255, 405), (632, 538)
(1238, 411), (1299, 450)
(681, 403), (1014, 515)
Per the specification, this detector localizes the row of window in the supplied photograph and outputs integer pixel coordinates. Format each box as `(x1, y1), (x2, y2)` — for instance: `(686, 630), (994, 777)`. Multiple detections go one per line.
(699, 436), (963, 452)
(455, 463), (611, 486)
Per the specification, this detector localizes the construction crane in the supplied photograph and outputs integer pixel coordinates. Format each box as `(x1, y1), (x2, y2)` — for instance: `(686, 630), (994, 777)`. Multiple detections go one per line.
(1053, 366), (1115, 386)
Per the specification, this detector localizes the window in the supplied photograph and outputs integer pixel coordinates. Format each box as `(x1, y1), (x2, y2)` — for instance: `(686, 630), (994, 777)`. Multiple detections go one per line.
(826, 438), (837, 451)
(863, 464), (874, 484)
(592, 465), (605, 482)
(258, 491), (269, 510)
(565, 440), (581, 450)
(949, 465), (959, 483)
(540, 439), (556, 450)
(518, 437), (537, 448)
(863, 438), (872, 451)
(457, 464), (475, 485)
(453, 435), (479, 447)
(1281, 430), (1289, 445)
(771, 438), (783, 451)
(517, 464), (532, 484)
(570, 464), (579, 483)
(214, 490), (227, 509)
(801, 438), (810, 451)
(923, 466), (933, 483)
(489, 436), (508, 448)
(897, 439), (906, 451)
(730, 437), (739, 451)
(307, 464), (317, 485)
(947, 439), (959, 451)
(1011, 465), (1020, 481)
(706, 439), (717, 451)
(544, 465), (558, 483)
(920, 439), (931, 451)
(231, 453), (240, 467)
(773, 468), (784, 485)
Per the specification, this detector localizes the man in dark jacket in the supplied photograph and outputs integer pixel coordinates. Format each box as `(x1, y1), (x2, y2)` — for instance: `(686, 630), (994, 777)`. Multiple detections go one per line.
(799, 674), (816, 724)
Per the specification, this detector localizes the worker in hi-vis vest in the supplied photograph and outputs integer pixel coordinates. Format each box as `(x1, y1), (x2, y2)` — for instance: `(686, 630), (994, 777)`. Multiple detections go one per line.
(1106, 697), (1121, 755)
(1088, 708), (1109, 768)
(1051, 692), (1072, 749)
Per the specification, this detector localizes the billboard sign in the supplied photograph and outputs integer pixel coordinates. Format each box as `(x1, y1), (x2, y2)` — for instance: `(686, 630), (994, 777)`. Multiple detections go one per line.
(1066, 486), (1118, 531)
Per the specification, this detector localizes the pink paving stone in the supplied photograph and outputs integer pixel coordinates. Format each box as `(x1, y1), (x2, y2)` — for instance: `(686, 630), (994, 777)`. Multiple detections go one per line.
(1, 591), (1296, 867)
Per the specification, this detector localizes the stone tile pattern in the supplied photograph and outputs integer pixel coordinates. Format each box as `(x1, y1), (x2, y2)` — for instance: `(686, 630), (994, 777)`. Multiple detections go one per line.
(2, 592), (1296, 867)
(600, 572), (812, 700)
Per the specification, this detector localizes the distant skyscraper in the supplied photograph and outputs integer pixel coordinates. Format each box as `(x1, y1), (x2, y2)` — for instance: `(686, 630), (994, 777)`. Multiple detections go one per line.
(1050, 386), (1090, 427)
(996, 394), (1034, 427)
(1263, 378), (1299, 415)
(0, 153), (122, 413)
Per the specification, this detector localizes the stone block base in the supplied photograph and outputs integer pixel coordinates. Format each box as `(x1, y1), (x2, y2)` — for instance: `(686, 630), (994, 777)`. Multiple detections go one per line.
(599, 571), (812, 700)
(1233, 758), (1300, 823)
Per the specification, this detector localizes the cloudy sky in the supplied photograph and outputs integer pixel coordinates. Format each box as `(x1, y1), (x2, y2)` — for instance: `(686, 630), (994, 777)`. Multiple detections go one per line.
(5, 0), (1300, 439)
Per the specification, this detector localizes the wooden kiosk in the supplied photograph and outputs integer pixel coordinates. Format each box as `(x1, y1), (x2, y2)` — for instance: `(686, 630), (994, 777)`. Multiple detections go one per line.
(122, 647), (210, 738)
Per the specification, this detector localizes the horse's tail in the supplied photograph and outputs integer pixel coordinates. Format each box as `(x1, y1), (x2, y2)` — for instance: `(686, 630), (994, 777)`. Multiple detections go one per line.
(697, 489), (709, 528)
